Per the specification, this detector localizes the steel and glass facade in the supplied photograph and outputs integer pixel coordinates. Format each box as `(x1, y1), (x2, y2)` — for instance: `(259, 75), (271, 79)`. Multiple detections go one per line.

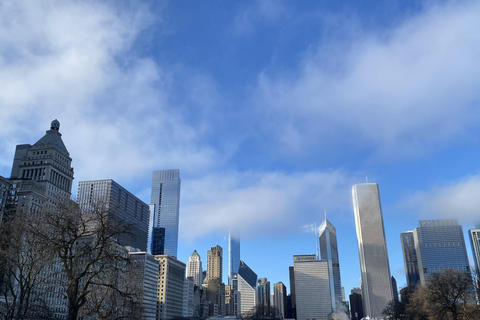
(150, 169), (181, 257)
(414, 219), (469, 284)
(469, 228), (480, 276)
(228, 232), (240, 285)
(352, 183), (393, 319)
(400, 231), (420, 287)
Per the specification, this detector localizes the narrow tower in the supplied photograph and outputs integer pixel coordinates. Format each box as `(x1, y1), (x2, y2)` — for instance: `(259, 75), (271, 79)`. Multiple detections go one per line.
(352, 183), (393, 318)
(228, 231), (240, 285)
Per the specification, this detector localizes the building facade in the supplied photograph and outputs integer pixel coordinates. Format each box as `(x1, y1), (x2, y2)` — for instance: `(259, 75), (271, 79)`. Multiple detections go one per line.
(228, 232), (240, 285)
(150, 169), (181, 257)
(155, 255), (186, 320)
(187, 250), (203, 286)
(257, 277), (271, 316)
(352, 183), (393, 318)
(77, 179), (150, 251)
(237, 260), (257, 315)
(400, 231), (421, 287)
(207, 245), (223, 281)
(414, 219), (470, 284)
(318, 218), (342, 313)
(469, 228), (480, 276)
(273, 282), (287, 319)
(293, 255), (332, 320)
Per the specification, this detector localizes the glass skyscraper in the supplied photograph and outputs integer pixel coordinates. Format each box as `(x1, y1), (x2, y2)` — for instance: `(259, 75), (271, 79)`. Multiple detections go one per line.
(400, 231), (420, 287)
(469, 228), (480, 276)
(352, 183), (393, 319)
(318, 218), (342, 313)
(228, 231), (240, 285)
(413, 219), (469, 284)
(150, 169), (181, 257)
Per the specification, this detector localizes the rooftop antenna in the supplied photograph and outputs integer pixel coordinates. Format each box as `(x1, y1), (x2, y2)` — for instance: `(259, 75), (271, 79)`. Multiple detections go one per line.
(315, 221), (319, 260)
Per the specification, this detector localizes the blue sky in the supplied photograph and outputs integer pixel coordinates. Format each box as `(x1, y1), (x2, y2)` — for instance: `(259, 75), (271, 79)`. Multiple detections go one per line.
(1, 0), (480, 297)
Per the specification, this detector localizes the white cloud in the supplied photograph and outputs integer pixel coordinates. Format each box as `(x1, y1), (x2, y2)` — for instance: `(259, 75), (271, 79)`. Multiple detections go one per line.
(255, 0), (480, 159)
(233, 0), (289, 35)
(179, 170), (355, 241)
(403, 174), (480, 223)
(0, 1), (219, 182)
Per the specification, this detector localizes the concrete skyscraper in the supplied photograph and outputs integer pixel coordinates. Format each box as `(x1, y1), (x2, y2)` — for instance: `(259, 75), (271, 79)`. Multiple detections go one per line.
(228, 231), (240, 285)
(207, 245), (223, 281)
(77, 179), (150, 251)
(352, 183), (393, 318)
(236, 260), (257, 315)
(413, 219), (469, 284)
(150, 169), (181, 257)
(400, 231), (420, 287)
(187, 250), (203, 286)
(273, 282), (287, 319)
(318, 217), (342, 313)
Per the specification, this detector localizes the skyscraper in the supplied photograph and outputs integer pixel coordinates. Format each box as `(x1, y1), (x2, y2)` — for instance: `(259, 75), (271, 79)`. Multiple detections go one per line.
(400, 231), (420, 287)
(352, 183), (393, 318)
(237, 260), (258, 315)
(413, 219), (470, 284)
(293, 255), (332, 320)
(469, 228), (480, 276)
(187, 250), (203, 286)
(150, 169), (181, 257)
(273, 282), (287, 319)
(228, 231), (240, 285)
(257, 277), (270, 316)
(207, 245), (223, 281)
(77, 179), (150, 251)
(318, 217), (342, 313)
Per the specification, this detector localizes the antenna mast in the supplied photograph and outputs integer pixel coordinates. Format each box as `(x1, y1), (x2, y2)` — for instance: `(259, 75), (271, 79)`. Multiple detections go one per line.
(315, 221), (319, 260)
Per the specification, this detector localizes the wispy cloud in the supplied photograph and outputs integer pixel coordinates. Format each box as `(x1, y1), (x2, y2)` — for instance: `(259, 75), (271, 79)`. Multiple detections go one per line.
(402, 174), (480, 223)
(233, 0), (289, 35)
(0, 1), (219, 182)
(180, 170), (355, 241)
(254, 0), (480, 159)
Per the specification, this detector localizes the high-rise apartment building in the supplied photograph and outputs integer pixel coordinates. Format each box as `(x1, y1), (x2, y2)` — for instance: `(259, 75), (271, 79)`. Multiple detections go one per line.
(413, 219), (469, 284)
(352, 183), (393, 318)
(273, 282), (287, 319)
(155, 255), (186, 320)
(318, 217), (342, 313)
(77, 179), (150, 251)
(207, 245), (223, 281)
(469, 228), (480, 276)
(293, 255), (332, 320)
(187, 250), (203, 286)
(150, 169), (181, 256)
(400, 231), (421, 287)
(237, 260), (257, 315)
(228, 231), (240, 285)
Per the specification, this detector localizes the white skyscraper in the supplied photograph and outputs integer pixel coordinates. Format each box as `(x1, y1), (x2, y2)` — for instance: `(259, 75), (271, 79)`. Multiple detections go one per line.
(293, 255), (332, 320)
(352, 183), (393, 318)
(150, 169), (181, 257)
(187, 250), (203, 286)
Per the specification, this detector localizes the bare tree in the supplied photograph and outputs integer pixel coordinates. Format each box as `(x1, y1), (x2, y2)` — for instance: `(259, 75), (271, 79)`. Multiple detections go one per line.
(0, 208), (53, 320)
(31, 199), (141, 320)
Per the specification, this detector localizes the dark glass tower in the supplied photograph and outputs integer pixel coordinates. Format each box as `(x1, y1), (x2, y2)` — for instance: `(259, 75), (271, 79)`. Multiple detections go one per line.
(400, 231), (420, 287)
(150, 169), (181, 256)
(228, 231), (240, 285)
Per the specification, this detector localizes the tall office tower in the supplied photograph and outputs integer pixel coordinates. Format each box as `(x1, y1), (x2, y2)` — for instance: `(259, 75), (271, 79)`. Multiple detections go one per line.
(155, 255), (186, 320)
(352, 183), (393, 318)
(150, 169), (181, 256)
(414, 219), (470, 284)
(225, 284), (241, 317)
(293, 255), (332, 320)
(257, 277), (271, 316)
(318, 217), (342, 313)
(77, 179), (150, 251)
(228, 231), (240, 285)
(207, 245), (223, 281)
(183, 277), (195, 318)
(288, 266), (296, 311)
(469, 228), (480, 276)
(187, 250), (203, 286)
(127, 249), (160, 320)
(273, 282), (287, 319)
(349, 288), (364, 320)
(400, 231), (421, 287)
(237, 260), (258, 315)
(0, 177), (13, 224)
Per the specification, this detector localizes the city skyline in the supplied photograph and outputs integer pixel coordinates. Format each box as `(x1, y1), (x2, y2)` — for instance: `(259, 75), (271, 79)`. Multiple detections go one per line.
(1, 0), (480, 300)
